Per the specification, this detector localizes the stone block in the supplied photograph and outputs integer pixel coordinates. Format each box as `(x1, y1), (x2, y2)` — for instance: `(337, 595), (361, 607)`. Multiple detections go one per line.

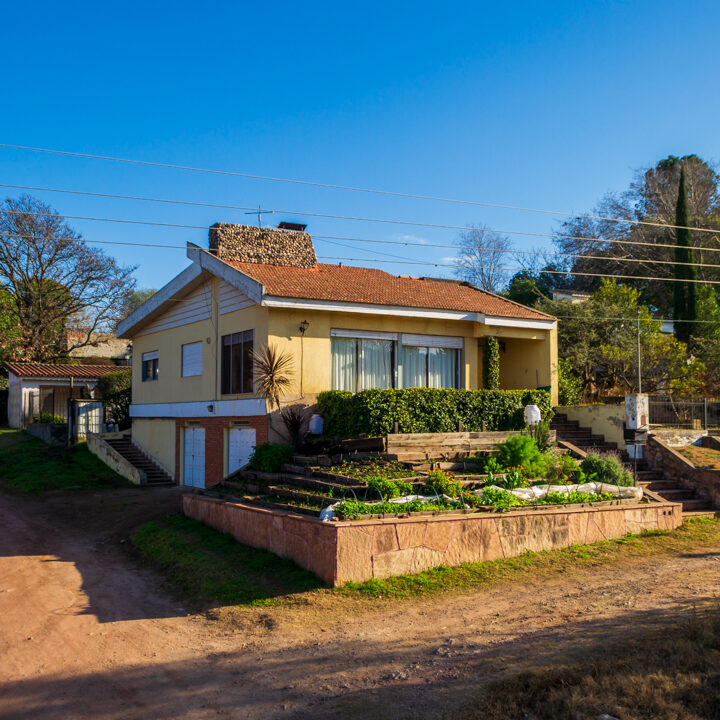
(373, 548), (416, 578)
(336, 526), (374, 584)
(410, 546), (445, 574)
(396, 521), (426, 550)
(423, 520), (456, 552)
(373, 524), (399, 554)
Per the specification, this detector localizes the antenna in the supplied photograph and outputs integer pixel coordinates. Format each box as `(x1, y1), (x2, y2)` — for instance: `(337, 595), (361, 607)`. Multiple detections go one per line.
(243, 206), (274, 227)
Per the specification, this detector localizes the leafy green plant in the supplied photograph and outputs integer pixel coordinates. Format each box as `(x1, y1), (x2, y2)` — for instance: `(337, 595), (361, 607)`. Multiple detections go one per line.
(365, 476), (414, 500)
(316, 388), (553, 438)
(483, 336), (500, 390)
(501, 468), (527, 490)
(97, 368), (132, 429)
(328, 458), (416, 480)
(537, 490), (614, 505)
(580, 452), (634, 487)
(481, 487), (524, 509)
(247, 442), (294, 473)
(31, 412), (66, 424)
(334, 497), (458, 519)
(528, 416), (552, 452)
(496, 434), (547, 477)
(426, 468), (463, 497)
(483, 456), (505, 475)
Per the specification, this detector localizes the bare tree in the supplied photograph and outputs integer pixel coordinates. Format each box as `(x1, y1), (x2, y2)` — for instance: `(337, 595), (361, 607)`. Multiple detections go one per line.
(0, 194), (136, 361)
(454, 225), (513, 293)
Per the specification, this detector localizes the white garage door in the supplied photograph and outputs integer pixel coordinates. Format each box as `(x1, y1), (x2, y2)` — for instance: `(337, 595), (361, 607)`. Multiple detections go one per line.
(227, 426), (256, 475)
(183, 426), (205, 488)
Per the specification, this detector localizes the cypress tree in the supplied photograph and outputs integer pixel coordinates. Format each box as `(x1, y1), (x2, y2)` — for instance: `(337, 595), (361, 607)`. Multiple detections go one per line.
(674, 165), (697, 343)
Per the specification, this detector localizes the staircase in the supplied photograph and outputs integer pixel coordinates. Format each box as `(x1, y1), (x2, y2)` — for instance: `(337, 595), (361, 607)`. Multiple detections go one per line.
(105, 436), (174, 486)
(551, 412), (715, 517)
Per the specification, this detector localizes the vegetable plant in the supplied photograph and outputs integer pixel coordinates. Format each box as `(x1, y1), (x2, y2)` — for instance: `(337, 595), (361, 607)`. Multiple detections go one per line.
(496, 435), (547, 477)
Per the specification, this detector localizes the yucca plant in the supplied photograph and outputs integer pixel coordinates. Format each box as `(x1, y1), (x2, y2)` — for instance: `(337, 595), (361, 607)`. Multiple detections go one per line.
(252, 344), (294, 410)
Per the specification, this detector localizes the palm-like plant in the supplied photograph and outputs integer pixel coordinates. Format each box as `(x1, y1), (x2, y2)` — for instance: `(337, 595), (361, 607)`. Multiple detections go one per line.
(252, 344), (294, 410)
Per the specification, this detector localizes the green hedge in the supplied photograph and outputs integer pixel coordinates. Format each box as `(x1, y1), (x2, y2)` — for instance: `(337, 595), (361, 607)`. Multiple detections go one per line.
(317, 388), (553, 438)
(97, 368), (132, 429)
(483, 337), (500, 390)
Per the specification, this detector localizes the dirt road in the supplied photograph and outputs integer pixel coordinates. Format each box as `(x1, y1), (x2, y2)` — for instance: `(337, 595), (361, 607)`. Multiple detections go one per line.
(1, 488), (719, 719)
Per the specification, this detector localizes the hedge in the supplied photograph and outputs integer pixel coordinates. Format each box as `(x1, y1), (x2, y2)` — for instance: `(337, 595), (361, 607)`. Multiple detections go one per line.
(97, 368), (132, 429)
(483, 337), (500, 390)
(316, 388), (553, 438)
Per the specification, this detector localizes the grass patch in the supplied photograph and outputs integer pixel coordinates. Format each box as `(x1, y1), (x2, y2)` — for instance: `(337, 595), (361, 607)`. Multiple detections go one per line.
(130, 514), (323, 606)
(339, 518), (720, 599)
(459, 602), (720, 719)
(679, 443), (720, 469)
(0, 429), (129, 494)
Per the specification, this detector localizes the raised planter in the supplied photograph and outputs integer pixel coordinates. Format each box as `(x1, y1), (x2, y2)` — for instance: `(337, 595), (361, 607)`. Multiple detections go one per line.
(183, 492), (682, 586)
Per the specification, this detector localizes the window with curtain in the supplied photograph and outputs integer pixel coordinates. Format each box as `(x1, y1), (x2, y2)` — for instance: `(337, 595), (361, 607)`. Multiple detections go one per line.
(401, 342), (460, 389)
(331, 336), (393, 391)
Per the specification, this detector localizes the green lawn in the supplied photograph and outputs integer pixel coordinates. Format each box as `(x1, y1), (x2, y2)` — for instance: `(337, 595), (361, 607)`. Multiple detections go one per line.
(0, 428), (129, 494)
(131, 514), (323, 605)
(130, 511), (720, 607)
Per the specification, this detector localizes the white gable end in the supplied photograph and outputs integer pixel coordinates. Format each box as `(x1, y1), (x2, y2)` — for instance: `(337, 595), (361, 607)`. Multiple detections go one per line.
(219, 280), (254, 315)
(136, 282), (213, 336)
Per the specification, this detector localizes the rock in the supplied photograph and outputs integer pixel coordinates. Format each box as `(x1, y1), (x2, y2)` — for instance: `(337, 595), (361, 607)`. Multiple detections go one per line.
(596, 715), (620, 720)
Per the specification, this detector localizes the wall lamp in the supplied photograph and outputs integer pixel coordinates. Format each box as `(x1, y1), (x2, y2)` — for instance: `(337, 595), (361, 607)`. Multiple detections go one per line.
(299, 320), (309, 335)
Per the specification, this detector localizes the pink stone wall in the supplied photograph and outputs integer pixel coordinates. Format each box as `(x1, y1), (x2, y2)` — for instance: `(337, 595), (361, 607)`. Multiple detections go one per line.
(182, 494), (682, 587)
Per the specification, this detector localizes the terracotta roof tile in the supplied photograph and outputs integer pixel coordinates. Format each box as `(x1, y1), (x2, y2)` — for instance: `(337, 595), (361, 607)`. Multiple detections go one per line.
(226, 261), (554, 321)
(3, 362), (120, 379)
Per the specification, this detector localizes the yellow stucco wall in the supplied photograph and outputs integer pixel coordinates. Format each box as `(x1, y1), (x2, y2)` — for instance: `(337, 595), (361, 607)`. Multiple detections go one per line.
(132, 418), (176, 476)
(498, 333), (558, 404)
(557, 404), (626, 449)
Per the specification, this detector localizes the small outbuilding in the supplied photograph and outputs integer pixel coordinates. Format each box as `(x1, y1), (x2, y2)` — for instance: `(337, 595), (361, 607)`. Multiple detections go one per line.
(4, 362), (118, 429)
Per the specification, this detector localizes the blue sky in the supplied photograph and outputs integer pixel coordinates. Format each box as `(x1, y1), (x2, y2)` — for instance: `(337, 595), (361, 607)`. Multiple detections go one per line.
(2, 1), (719, 289)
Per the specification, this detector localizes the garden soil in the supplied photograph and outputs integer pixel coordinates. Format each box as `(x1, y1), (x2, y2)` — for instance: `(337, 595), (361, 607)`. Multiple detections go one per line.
(1, 487), (719, 719)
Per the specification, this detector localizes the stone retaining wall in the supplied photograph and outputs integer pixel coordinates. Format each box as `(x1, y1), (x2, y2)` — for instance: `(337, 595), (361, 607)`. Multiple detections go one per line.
(182, 493), (682, 587)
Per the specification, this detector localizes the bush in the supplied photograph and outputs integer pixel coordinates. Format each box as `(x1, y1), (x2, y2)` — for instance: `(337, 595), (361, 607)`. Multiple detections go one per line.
(496, 434), (548, 477)
(365, 476), (414, 500)
(247, 442), (294, 472)
(580, 452), (634, 486)
(316, 388), (553, 438)
(97, 368), (132, 429)
(558, 358), (583, 405)
(483, 337), (500, 390)
(32, 412), (66, 424)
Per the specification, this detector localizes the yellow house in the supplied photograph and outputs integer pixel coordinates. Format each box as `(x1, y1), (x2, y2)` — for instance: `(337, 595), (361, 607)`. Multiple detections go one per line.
(117, 223), (557, 487)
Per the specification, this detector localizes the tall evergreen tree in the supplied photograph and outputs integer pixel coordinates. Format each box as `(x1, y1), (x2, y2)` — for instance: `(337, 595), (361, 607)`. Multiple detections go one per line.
(674, 164), (697, 343)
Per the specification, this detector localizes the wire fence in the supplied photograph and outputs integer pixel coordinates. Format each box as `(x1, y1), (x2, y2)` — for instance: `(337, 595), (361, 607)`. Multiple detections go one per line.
(648, 395), (720, 430)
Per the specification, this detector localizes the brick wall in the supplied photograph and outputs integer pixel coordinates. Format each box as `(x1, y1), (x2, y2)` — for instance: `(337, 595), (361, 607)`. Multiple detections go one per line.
(174, 415), (268, 487)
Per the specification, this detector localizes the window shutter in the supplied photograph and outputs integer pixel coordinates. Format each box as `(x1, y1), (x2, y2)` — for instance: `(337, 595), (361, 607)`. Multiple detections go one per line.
(181, 342), (203, 377)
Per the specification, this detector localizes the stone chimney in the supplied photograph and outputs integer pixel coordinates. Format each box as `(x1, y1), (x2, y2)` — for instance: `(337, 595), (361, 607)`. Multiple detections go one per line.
(208, 223), (317, 268)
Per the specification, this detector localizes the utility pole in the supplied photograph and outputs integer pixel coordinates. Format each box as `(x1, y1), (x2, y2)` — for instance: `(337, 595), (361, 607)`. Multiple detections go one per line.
(637, 307), (642, 394)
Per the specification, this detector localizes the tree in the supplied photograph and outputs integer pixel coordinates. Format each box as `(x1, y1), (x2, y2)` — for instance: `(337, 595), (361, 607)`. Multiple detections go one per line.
(252, 344), (294, 410)
(118, 288), (157, 324)
(98, 369), (132, 429)
(673, 164), (697, 342)
(554, 155), (720, 313)
(454, 226), (512, 293)
(0, 195), (136, 361)
(538, 280), (706, 398)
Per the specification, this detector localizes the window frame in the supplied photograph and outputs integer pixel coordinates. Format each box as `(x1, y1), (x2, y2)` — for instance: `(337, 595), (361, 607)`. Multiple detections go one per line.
(141, 351), (159, 382)
(220, 329), (254, 395)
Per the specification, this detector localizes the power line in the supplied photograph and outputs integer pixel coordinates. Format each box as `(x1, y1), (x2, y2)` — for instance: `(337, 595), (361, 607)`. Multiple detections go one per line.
(4, 196), (720, 258)
(2, 143), (719, 236)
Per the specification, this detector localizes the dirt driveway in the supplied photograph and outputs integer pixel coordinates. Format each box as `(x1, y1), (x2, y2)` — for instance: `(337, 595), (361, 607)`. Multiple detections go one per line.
(2, 487), (720, 720)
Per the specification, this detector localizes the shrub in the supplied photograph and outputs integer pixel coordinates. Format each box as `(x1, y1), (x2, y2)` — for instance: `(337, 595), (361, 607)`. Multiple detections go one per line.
(580, 452), (634, 486)
(247, 442), (293, 473)
(32, 412), (66, 424)
(528, 416), (552, 452)
(97, 368), (132, 429)
(496, 434), (547, 477)
(483, 337), (500, 390)
(426, 468), (463, 498)
(545, 451), (581, 482)
(558, 358), (584, 406)
(280, 404), (308, 448)
(316, 388), (553, 438)
(365, 476), (414, 500)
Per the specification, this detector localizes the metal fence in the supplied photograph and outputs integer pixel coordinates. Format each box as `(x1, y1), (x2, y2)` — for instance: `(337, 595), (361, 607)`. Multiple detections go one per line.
(648, 395), (720, 429)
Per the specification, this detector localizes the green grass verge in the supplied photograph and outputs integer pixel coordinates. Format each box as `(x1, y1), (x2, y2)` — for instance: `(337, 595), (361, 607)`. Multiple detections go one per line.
(130, 514), (323, 606)
(130, 510), (720, 609)
(339, 517), (720, 599)
(0, 428), (128, 494)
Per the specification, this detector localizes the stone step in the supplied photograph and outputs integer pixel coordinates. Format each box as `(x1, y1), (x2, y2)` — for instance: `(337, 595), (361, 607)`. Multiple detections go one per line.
(655, 488), (697, 500)
(680, 498), (714, 511)
(639, 479), (681, 491)
(683, 510), (720, 519)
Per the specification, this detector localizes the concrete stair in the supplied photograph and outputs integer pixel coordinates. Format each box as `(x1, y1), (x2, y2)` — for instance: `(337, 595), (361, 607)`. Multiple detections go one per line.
(105, 437), (173, 486)
(552, 412), (716, 517)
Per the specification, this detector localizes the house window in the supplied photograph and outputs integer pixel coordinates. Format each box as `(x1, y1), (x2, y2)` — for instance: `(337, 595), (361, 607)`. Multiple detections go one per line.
(142, 351), (159, 381)
(331, 333), (394, 391)
(401, 334), (462, 389)
(181, 341), (203, 377)
(221, 330), (253, 394)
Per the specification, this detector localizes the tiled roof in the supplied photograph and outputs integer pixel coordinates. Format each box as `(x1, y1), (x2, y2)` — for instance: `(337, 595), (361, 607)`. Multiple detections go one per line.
(227, 261), (554, 320)
(3, 362), (120, 379)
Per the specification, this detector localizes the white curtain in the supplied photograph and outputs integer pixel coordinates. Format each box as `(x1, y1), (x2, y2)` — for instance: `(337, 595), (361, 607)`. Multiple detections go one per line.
(429, 347), (458, 388)
(401, 345), (427, 388)
(331, 337), (357, 391)
(361, 339), (392, 389)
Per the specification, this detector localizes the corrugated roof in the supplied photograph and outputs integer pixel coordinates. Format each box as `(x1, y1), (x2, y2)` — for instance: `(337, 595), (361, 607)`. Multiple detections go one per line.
(226, 261), (554, 320)
(3, 362), (120, 379)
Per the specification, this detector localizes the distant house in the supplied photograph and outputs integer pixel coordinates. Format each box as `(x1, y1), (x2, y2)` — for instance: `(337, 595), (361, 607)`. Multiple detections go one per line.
(4, 362), (118, 428)
(66, 331), (131, 365)
(116, 223), (558, 488)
